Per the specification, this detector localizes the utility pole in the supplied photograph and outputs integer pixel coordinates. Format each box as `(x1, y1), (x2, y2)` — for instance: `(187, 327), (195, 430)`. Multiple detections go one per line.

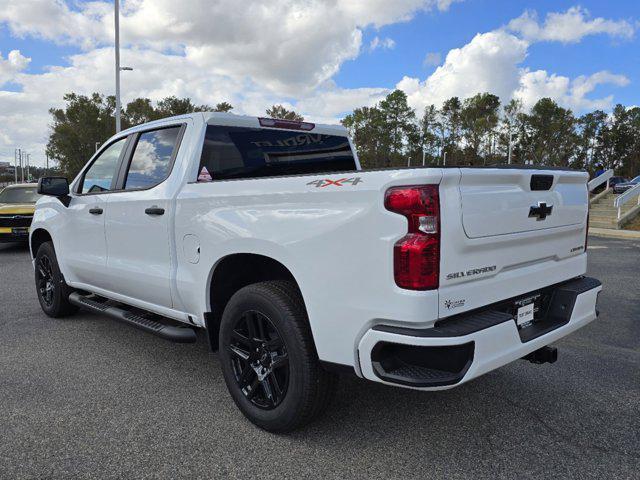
(18, 149), (23, 183)
(46, 153), (49, 175)
(422, 148), (426, 167)
(115, 0), (121, 133)
(26, 153), (30, 181)
(443, 151), (447, 166)
(14, 149), (18, 184)
(507, 131), (513, 165)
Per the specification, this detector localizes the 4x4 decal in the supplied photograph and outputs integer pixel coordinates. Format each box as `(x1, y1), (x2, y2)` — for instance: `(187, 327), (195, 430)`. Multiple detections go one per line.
(307, 177), (363, 188)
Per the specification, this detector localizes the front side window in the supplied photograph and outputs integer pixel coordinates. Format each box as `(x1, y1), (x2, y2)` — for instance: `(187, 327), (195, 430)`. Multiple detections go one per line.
(81, 138), (127, 194)
(198, 126), (356, 181)
(124, 127), (181, 190)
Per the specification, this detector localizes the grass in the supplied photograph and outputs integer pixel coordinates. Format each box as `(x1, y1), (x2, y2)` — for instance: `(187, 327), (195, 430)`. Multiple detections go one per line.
(625, 215), (640, 231)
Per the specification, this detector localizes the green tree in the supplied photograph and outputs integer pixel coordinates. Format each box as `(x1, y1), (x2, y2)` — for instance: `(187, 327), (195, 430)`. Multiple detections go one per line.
(460, 93), (501, 165)
(266, 105), (303, 121)
(440, 97), (462, 164)
(47, 93), (231, 179)
(576, 110), (607, 171)
(215, 102), (234, 113)
(342, 106), (385, 169)
(521, 98), (578, 167)
(47, 93), (117, 178)
(409, 104), (440, 166)
(378, 90), (416, 167)
(498, 98), (524, 164)
(155, 96), (212, 118)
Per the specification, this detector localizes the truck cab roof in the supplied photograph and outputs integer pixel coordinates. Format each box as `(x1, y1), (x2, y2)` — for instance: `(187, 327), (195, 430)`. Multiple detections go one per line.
(119, 112), (349, 138)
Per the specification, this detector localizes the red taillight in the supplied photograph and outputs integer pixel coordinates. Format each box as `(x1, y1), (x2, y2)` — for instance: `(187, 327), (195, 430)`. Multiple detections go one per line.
(385, 185), (440, 290)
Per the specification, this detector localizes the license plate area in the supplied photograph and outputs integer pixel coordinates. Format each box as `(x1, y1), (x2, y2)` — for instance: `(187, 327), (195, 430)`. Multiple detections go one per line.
(493, 289), (554, 331)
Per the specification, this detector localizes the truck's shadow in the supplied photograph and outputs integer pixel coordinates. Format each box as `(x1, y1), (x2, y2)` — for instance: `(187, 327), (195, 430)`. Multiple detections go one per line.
(0, 242), (30, 253)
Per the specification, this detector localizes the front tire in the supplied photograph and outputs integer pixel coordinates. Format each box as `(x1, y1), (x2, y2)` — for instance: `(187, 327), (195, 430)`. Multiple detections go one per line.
(34, 241), (78, 318)
(219, 281), (337, 432)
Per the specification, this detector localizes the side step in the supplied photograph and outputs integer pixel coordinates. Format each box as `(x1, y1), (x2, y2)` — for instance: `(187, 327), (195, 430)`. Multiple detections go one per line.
(69, 292), (197, 343)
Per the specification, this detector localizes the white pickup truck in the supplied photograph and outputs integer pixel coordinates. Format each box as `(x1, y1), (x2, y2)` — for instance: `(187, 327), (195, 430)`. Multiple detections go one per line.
(31, 112), (601, 431)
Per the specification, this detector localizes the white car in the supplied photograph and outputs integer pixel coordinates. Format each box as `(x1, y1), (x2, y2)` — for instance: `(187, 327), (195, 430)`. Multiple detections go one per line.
(30, 112), (601, 431)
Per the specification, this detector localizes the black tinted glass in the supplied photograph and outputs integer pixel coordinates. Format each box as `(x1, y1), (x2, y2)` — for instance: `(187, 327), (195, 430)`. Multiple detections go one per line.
(125, 127), (181, 190)
(199, 126), (356, 181)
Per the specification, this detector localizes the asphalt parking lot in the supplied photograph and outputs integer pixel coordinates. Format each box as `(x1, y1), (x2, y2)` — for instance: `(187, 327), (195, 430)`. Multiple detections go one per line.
(1, 237), (639, 479)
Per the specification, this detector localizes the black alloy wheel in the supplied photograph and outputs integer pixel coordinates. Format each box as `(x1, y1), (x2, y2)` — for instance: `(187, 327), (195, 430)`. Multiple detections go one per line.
(34, 241), (78, 318)
(219, 281), (338, 432)
(36, 254), (55, 307)
(228, 310), (289, 410)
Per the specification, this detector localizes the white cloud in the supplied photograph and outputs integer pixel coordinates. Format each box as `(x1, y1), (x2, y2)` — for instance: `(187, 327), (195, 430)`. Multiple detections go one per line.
(0, 50), (31, 86)
(423, 51), (441, 66)
(397, 29), (630, 115)
(515, 70), (630, 111)
(0, 0), (463, 167)
(400, 31), (528, 109)
(508, 7), (636, 44)
(369, 36), (396, 52)
(0, 0), (459, 95)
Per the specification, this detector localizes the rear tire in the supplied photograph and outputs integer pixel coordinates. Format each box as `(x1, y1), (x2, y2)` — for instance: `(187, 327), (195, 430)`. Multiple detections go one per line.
(34, 241), (78, 318)
(219, 281), (337, 432)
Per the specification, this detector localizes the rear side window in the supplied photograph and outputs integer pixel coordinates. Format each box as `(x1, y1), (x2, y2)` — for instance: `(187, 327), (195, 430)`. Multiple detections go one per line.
(198, 126), (356, 181)
(80, 138), (126, 194)
(124, 126), (181, 190)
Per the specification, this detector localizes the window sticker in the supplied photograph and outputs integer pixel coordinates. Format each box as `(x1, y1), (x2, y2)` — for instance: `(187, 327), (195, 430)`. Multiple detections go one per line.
(198, 166), (213, 182)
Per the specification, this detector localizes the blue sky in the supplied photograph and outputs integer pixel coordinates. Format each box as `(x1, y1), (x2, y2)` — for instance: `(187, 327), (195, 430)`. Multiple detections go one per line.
(0, 0), (639, 166)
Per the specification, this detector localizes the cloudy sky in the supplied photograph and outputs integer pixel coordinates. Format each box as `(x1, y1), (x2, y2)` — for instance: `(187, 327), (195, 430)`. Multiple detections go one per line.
(0, 0), (638, 167)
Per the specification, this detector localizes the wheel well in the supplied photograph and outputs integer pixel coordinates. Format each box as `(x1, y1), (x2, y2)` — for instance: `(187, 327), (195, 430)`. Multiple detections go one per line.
(30, 229), (52, 258)
(205, 254), (302, 352)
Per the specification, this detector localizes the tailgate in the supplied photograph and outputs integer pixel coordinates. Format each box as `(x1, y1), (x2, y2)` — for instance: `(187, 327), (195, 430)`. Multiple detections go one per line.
(459, 169), (587, 238)
(438, 168), (589, 319)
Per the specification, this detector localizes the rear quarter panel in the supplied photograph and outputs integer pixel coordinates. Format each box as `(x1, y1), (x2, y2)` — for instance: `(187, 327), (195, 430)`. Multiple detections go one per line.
(174, 168), (443, 367)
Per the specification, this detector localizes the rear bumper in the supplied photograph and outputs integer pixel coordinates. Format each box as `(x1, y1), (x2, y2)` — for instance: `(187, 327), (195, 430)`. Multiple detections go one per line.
(357, 277), (601, 390)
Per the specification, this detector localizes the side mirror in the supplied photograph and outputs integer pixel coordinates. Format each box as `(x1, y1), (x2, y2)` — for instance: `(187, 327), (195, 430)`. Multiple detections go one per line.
(38, 177), (69, 197)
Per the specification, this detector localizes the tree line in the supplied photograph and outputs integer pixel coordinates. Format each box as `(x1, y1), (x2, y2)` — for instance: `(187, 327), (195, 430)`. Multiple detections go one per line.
(46, 90), (640, 180)
(46, 93), (302, 178)
(342, 90), (640, 177)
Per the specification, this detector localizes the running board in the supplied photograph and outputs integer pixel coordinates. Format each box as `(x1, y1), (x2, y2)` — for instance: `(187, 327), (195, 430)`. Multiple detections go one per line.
(69, 292), (197, 343)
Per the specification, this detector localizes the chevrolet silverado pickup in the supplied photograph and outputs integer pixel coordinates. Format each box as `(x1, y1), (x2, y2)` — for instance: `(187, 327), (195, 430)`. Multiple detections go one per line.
(30, 112), (601, 432)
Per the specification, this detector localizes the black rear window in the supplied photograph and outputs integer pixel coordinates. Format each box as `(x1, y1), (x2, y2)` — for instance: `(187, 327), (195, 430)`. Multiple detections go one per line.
(198, 126), (356, 181)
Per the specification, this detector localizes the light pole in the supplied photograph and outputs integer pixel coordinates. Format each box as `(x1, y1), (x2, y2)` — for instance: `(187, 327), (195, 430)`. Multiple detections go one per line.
(507, 131), (513, 165)
(114, 0), (133, 133)
(14, 149), (18, 184)
(115, 0), (121, 132)
(18, 149), (23, 183)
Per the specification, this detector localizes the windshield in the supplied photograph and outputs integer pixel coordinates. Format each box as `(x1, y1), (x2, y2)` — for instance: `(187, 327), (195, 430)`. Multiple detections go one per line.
(631, 176), (640, 183)
(0, 187), (40, 204)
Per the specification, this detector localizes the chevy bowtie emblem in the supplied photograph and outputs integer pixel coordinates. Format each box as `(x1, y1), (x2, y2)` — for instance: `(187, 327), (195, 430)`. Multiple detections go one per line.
(529, 202), (553, 220)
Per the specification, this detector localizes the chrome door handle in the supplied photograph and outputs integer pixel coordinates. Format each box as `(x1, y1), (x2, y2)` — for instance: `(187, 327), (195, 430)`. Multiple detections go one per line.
(89, 207), (103, 215)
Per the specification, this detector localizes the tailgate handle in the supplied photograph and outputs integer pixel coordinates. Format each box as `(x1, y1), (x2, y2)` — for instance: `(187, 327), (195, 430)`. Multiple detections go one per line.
(530, 175), (554, 191)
